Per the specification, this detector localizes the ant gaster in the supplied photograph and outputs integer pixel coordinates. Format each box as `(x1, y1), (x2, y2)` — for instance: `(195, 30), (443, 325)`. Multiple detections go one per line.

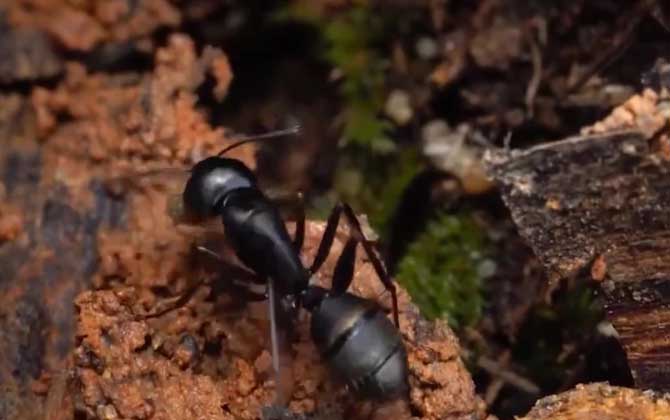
(180, 126), (409, 402)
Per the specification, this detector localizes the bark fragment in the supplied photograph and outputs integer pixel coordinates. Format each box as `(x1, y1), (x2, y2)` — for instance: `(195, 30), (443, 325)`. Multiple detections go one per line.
(484, 90), (670, 390)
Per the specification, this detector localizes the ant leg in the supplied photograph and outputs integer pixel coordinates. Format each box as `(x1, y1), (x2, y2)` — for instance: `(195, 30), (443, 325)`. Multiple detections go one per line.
(308, 203), (343, 274)
(141, 280), (205, 319)
(195, 245), (224, 261)
(292, 191), (305, 252)
(265, 189), (305, 252)
(197, 245), (269, 300)
(267, 276), (295, 405)
(196, 245), (265, 285)
(340, 204), (400, 328)
(331, 237), (358, 295)
(140, 246), (262, 319)
(310, 202), (400, 327)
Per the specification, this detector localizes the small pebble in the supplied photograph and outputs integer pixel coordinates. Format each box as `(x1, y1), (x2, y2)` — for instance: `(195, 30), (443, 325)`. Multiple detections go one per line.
(174, 334), (200, 368)
(415, 36), (438, 60)
(597, 321), (619, 338)
(97, 404), (118, 419)
(384, 89), (413, 126)
(477, 259), (497, 278)
(421, 119), (450, 144)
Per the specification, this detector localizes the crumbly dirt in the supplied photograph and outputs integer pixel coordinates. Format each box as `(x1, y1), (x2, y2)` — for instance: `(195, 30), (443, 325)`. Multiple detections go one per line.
(7, 0), (181, 52)
(581, 88), (670, 138)
(32, 33), (240, 177)
(518, 383), (670, 420)
(74, 220), (489, 420)
(0, 32), (250, 420)
(0, 199), (23, 244)
(0, 26), (63, 84)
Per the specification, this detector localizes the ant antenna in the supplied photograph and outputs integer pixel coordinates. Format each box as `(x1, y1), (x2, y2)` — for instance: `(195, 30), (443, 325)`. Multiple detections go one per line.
(503, 130), (513, 151)
(217, 124), (302, 156)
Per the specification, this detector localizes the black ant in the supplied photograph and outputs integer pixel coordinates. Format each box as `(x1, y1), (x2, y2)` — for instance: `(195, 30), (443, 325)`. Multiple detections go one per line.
(152, 126), (409, 403)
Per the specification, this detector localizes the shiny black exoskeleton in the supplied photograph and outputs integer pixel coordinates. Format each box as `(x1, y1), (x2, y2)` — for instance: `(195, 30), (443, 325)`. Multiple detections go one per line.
(304, 289), (408, 398)
(183, 155), (408, 400)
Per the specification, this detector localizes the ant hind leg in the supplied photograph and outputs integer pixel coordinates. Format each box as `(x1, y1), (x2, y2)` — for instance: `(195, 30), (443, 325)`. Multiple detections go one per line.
(331, 237), (358, 295)
(310, 202), (401, 327)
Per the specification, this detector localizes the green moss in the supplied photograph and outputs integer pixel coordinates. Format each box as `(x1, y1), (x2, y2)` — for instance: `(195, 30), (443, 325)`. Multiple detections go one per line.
(278, 4), (393, 154)
(395, 213), (488, 327)
(278, 2), (411, 230)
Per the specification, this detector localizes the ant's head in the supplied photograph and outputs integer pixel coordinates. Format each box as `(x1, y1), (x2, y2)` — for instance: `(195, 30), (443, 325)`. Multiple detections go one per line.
(182, 123), (301, 218)
(183, 156), (257, 218)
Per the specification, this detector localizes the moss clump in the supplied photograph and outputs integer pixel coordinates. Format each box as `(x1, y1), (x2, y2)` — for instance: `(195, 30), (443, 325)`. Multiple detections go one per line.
(395, 213), (488, 327)
(278, 4), (393, 154)
(278, 3), (410, 232)
(324, 10), (393, 153)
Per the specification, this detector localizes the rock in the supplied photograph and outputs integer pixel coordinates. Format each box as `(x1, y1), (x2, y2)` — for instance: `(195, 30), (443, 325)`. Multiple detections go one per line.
(0, 28), (63, 84)
(518, 383), (670, 420)
(415, 37), (438, 60)
(384, 90), (413, 126)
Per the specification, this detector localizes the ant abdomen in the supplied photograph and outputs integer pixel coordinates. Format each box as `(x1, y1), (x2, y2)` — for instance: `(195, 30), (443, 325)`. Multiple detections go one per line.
(310, 293), (409, 400)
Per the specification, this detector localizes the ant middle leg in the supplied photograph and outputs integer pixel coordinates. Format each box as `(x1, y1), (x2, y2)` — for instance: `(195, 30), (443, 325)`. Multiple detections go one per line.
(265, 189), (305, 252)
(310, 202), (400, 327)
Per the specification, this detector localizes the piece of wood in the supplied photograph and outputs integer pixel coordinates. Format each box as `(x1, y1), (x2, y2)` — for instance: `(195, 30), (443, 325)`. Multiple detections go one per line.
(485, 129), (670, 390)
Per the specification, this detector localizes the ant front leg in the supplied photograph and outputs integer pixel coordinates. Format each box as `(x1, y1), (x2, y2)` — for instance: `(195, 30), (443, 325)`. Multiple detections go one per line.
(310, 202), (400, 328)
(140, 279), (206, 319)
(139, 245), (264, 319)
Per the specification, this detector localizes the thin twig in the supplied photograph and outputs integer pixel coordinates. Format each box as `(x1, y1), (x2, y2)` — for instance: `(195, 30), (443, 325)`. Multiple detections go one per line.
(477, 355), (541, 395)
(565, 0), (655, 95)
(525, 29), (543, 119)
(484, 351), (510, 406)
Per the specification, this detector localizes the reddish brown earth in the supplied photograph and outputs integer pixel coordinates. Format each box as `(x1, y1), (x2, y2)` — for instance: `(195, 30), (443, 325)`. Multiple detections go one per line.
(8, 0), (181, 52)
(74, 222), (489, 420)
(518, 383), (670, 420)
